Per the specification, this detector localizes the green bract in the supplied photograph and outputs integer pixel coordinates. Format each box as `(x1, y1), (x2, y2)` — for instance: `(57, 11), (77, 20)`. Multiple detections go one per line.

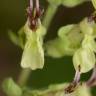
(21, 21), (46, 70)
(2, 78), (22, 96)
(73, 48), (95, 73)
(92, 0), (96, 9)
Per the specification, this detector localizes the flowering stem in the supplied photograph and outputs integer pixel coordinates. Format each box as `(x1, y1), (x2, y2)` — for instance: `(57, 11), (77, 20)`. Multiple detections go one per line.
(42, 4), (58, 29)
(17, 69), (31, 87)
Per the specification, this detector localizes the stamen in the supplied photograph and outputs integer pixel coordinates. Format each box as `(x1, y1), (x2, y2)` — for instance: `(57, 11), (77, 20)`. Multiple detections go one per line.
(29, 0), (33, 10)
(27, 0), (42, 30)
(36, 0), (39, 13)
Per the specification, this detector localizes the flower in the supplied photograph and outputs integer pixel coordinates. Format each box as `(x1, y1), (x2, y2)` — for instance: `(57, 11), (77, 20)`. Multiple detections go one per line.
(21, 21), (46, 70)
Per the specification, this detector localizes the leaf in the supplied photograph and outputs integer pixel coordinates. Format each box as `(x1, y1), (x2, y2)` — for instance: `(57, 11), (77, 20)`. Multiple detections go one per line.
(2, 78), (22, 96)
(73, 48), (95, 73)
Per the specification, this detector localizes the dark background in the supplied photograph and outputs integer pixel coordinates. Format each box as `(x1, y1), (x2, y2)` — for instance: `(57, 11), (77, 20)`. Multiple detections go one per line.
(0, 0), (95, 96)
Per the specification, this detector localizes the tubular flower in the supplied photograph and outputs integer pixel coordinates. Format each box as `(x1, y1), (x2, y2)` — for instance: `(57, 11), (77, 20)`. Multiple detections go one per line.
(21, 21), (46, 70)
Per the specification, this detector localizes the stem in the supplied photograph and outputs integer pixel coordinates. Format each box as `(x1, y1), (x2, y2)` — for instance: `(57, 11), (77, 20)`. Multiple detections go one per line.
(42, 4), (58, 29)
(17, 69), (31, 87)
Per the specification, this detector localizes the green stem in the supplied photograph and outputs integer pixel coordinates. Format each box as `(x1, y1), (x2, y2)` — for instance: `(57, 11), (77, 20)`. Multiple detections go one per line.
(42, 4), (58, 29)
(17, 69), (31, 87)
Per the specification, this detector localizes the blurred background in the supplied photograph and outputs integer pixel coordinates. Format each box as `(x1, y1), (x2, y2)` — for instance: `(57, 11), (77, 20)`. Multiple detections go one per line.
(0, 0), (95, 96)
